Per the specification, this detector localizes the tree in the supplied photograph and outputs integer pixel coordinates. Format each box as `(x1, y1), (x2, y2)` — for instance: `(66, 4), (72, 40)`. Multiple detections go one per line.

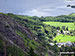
(45, 29), (48, 34)
(62, 26), (66, 30)
(57, 27), (60, 30)
(74, 22), (75, 25)
(28, 47), (38, 56)
(66, 27), (68, 31)
(60, 30), (63, 34)
(53, 44), (59, 52)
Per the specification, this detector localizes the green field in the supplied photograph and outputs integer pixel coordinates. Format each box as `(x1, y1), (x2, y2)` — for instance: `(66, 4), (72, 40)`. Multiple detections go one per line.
(53, 34), (75, 42)
(43, 22), (75, 30)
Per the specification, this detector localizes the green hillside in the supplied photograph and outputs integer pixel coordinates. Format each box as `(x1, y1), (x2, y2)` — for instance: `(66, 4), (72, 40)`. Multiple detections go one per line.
(0, 12), (75, 56)
(0, 13), (58, 56)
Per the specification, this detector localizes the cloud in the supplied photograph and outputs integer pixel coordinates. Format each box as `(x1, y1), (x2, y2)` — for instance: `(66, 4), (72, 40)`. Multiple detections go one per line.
(18, 4), (75, 17)
(25, 9), (51, 17)
(1, 0), (75, 16)
(65, 0), (75, 2)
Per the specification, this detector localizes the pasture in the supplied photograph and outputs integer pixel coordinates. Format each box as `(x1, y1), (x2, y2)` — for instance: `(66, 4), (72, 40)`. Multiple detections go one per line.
(53, 34), (75, 42)
(43, 22), (75, 30)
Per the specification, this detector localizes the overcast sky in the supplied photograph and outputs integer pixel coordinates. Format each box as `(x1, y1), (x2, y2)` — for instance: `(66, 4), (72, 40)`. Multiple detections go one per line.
(0, 0), (75, 17)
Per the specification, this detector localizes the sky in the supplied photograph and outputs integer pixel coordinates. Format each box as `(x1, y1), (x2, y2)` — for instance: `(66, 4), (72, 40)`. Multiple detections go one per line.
(0, 0), (75, 17)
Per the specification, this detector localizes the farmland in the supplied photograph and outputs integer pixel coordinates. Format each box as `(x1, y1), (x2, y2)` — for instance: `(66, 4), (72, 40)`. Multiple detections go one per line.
(43, 22), (75, 30)
(43, 22), (75, 43)
(53, 34), (75, 42)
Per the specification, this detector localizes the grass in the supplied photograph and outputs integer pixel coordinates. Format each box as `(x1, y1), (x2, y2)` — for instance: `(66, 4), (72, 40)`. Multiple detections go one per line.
(53, 34), (75, 42)
(43, 22), (75, 30)
(16, 30), (39, 49)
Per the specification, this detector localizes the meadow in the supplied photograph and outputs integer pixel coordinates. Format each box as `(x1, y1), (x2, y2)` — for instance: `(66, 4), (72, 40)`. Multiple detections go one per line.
(53, 34), (75, 42)
(43, 22), (75, 30)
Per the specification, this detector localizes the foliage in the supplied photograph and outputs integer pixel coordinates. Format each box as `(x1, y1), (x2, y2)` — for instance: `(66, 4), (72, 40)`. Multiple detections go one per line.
(40, 14), (75, 22)
(1, 12), (75, 56)
(16, 30), (39, 49)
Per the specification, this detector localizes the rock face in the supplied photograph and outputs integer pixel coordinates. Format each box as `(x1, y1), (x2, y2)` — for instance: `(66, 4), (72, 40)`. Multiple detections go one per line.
(0, 14), (29, 53)
(0, 14), (37, 55)
(0, 14), (54, 56)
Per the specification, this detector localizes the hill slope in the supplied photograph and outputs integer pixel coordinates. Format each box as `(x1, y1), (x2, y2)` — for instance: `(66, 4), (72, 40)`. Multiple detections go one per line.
(0, 13), (55, 56)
